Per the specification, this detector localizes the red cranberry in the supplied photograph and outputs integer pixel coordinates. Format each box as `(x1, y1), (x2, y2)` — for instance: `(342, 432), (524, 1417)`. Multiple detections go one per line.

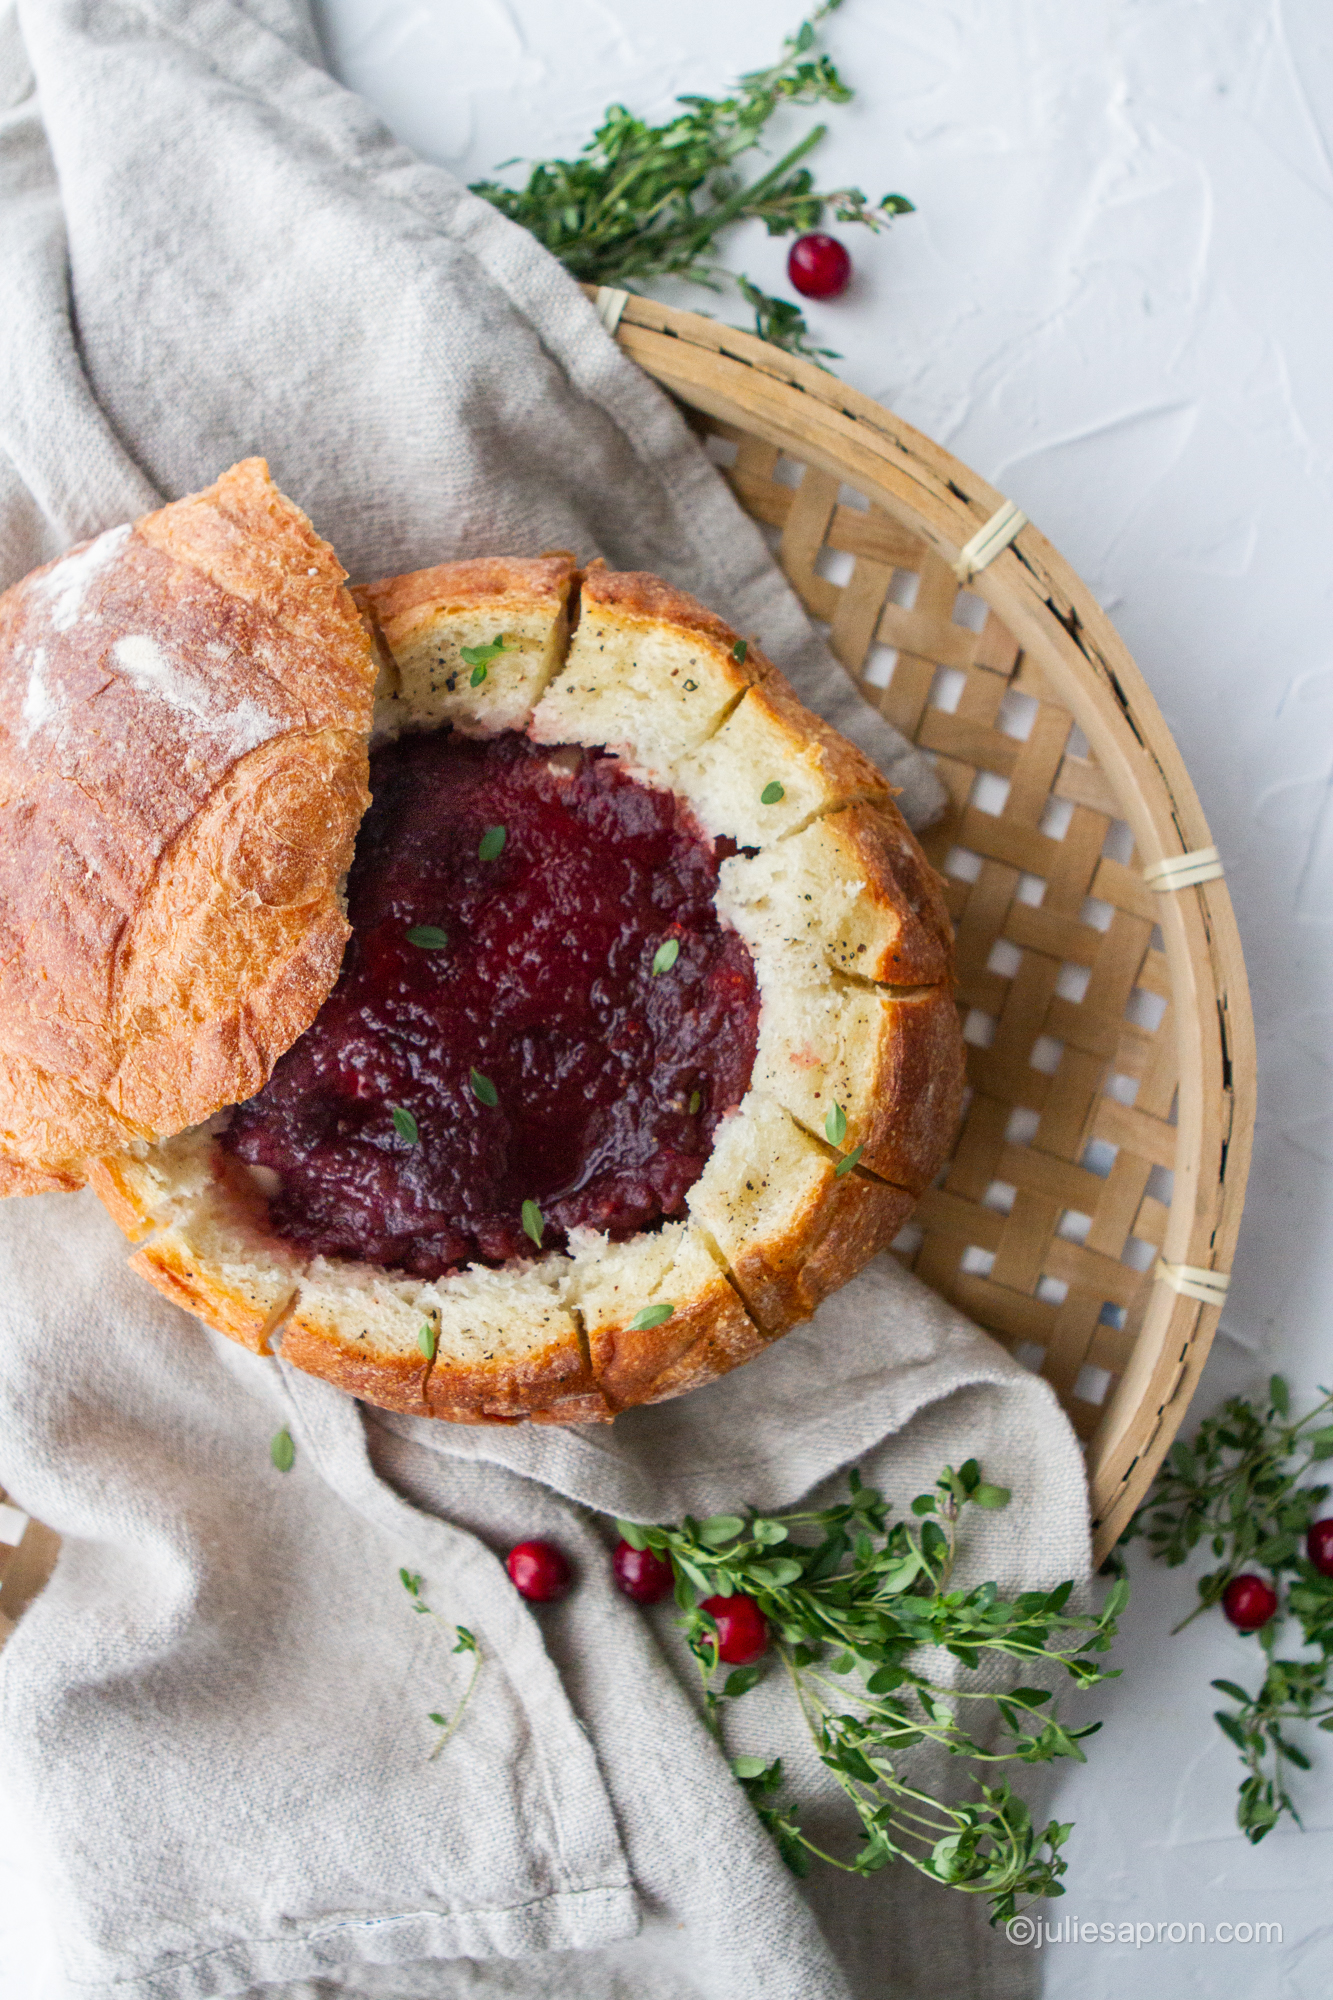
(612, 1539), (674, 1605)
(506, 1540), (571, 1602)
(1308, 1519), (1333, 1577)
(1221, 1574), (1278, 1631)
(701, 1591), (769, 1665)
(787, 232), (852, 300)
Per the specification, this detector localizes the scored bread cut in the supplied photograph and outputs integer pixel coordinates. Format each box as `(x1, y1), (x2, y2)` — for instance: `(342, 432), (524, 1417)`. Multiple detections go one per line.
(0, 508), (966, 1424)
(355, 554), (576, 738)
(685, 1090), (918, 1334)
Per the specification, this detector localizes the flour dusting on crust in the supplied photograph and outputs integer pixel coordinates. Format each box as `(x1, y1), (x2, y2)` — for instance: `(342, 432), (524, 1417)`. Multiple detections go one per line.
(28, 522), (131, 632)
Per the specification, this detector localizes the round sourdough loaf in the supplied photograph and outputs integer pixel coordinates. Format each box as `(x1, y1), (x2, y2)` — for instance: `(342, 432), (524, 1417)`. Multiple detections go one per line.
(1, 460), (964, 1423)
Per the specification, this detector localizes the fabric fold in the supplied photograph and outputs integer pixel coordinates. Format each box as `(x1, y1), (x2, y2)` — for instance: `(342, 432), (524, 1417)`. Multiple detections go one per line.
(0, 1), (1084, 1995)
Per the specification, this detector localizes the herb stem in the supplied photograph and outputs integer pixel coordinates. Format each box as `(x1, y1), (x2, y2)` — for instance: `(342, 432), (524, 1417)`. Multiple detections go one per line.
(681, 124), (826, 250)
(429, 1645), (484, 1759)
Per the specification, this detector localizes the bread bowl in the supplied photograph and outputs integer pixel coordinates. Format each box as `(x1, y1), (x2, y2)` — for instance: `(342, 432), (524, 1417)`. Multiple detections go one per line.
(0, 459), (964, 1423)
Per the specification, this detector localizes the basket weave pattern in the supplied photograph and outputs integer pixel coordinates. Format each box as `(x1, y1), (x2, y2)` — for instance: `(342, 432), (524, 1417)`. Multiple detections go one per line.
(712, 429), (1177, 1440)
(601, 290), (1250, 1561)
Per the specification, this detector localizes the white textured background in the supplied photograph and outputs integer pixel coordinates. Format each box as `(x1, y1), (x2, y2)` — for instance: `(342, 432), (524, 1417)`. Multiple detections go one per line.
(5, 1), (1333, 1993)
(309, 1), (1333, 1992)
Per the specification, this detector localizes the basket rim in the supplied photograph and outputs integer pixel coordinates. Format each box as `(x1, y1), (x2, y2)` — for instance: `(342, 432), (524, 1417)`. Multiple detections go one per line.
(593, 287), (1256, 1561)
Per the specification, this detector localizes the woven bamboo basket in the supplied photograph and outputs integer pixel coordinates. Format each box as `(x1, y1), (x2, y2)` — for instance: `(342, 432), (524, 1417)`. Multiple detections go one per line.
(0, 297), (1255, 1630)
(592, 289), (1254, 1565)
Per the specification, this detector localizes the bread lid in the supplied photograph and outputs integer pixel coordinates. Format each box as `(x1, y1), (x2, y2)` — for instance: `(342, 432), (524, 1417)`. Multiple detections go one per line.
(0, 460), (378, 1193)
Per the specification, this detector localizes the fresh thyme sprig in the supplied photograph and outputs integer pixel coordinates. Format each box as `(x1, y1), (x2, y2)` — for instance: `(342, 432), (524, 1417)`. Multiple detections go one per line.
(616, 1463), (1123, 1923)
(470, 3), (912, 361)
(1121, 1374), (1333, 1842)
(399, 1568), (484, 1758)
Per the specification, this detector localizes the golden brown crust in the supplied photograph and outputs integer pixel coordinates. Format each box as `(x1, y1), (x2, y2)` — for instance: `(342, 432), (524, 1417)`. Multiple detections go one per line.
(855, 985), (966, 1195)
(278, 1310), (433, 1415)
(530, 565), (764, 771)
(585, 1272), (766, 1412)
(716, 800), (954, 990)
(124, 1156), (301, 1356)
(129, 1232), (297, 1355)
(755, 665), (896, 808)
(86, 1155), (162, 1242)
(427, 1362), (609, 1422)
(670, 666), (894, 851)
(577, 565), (774, 672)
(423, 1333), (604, 1422)
(563, 1221), (770, 1412)
(358, 554), (576, 740)
(687, 1092), (919, 1336)
(530, 1391), (616, 1426)
(731, 1170), (916, 1334)
(826, 802), (955, 984)
(0, 1153), (84, 1197)
(355, 553), (576, 631)
(0, 460), (376, 1190)
(754, 978), (964, 1200)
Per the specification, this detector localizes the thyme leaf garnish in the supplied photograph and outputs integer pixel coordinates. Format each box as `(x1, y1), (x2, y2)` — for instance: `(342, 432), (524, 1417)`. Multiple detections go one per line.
(478, 825), (507, 862)
(470, 1068), (499, 1108)
(390, 1104), (419, 1144)
(651, 937), (681, 976)
(630, 1301), (675, 1331)
(460, 634), (510, 687)
(521, 1199), (545, 1248)
(407, 925), (449, 950)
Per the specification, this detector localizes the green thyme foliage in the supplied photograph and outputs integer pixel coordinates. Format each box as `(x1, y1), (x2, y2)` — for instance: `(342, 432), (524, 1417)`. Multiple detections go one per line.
(629, 1301), (675, 1332)
(460, 635), (510, 686)
(1125, 1374), (1333, 1843)
(469, 3), (912, 361)
(389, 1104), (419, 1145)
(270, 1427), (295, 1473)
(616, 1462), (1122, 1923)
(738, 275), (837, 360)
(399, 1568), (484, 1757)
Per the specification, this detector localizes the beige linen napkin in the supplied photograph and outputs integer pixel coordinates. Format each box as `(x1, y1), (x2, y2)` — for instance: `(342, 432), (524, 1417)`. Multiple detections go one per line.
(0, 2), (1087, 1996)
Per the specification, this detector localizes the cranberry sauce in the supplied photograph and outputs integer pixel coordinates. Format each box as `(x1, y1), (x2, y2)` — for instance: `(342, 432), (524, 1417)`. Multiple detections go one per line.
(222, 729), (760, 1276)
